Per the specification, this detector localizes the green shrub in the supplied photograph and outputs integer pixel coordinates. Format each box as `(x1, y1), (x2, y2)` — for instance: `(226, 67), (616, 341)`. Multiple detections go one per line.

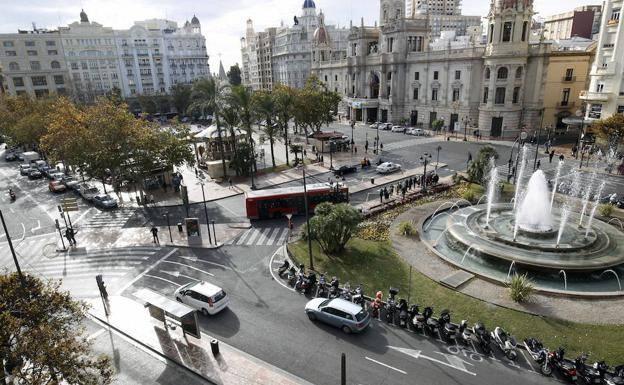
(598, 204), (614, 218)
(397, 221), (417, 237)
(461, 189), (476, 203)
(508, 273), (535, 303)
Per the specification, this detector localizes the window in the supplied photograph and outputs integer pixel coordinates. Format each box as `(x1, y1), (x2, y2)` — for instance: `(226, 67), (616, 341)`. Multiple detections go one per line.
(54, 75), (64, 85)
(495, 87), (506, 104)
(485, 67), (490, 79)
(617, 105), (624, 114)
(512, 87), (520, 104)
(335, 75), (338, 81)
(48, 50), (58, 55)
(565, 68), (574, 81)
(31, 76), (47, 86)
(30, 61), (41, 70)
(414, 71), (419, 80)
(413, 88), (419, 100)
(24, 40), (35, 47)
(561, 88), (570, 105)
(5, 51), (16, 56)
(612, 8), (621, 21)
(597, 83), (604, 92)
(34, 89), (49, 98)
(46, 40), (56, 46)
(522, 21), (528, 42)
(81, 62), (88, 70)
(431, 88), (438, 101)
(50, 60), (60, 69)
(387, 72), (392, 81)
(515, 67), (522, 79)
(483, 87), (489, 103)
(12, 77), (24, 87)
(433, 71), (439, 80)
(3, 41), (14, 47)
(502, 22), (513, 42)
(9, 62), (19, 70)
(70, 62), (78, 70)
(452, 88), (460, 101)
(27, 50), (38, 56)
(387, 37), (394, 52)
(455, 70), (461, 80)
(497, 67), (508, 79)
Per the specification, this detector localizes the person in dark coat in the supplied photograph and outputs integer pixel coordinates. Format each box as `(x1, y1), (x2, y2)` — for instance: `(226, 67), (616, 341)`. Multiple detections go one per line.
(549, 150), (555, 163)
(379, 188), (384, 203)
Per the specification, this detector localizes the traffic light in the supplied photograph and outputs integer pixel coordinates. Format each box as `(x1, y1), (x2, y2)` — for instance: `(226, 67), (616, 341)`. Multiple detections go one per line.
(95, 274), (108, 301)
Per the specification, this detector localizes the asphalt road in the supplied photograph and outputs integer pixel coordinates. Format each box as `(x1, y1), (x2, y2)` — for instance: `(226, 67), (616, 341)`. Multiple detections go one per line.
(123, 244), (561, 385)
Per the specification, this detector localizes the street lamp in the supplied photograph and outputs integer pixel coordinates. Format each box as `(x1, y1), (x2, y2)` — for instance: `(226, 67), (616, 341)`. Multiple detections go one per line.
(298, 164), (314, 271)
(435, 145), (442, 172)
(420, 153), (432, 193)
(197, 177), (213, 245)
(533, 108), (546, 171)
(0, 209), (24, 286)
(329, 140), (334, 170)
(575, 109), (585, 160)
(350, 120), (355, 154)
(462, 116), (470, 141)
(163, 212), (173, 243)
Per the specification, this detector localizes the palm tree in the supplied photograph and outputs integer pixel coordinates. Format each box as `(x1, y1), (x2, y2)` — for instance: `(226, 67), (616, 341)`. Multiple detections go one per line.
(229, 85), (257, 188)
(188, 77), (229, 177)
(252, 90), (279, 168)
(220, 106), (240, 174)
(273, 84), (295, 166)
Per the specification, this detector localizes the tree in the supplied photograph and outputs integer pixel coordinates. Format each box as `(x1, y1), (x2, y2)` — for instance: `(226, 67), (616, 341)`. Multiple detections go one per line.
(292, 76), (340, 143)
(229, 141), (254, 176)
(0, 272), (113, 385)
(170, 84), (192, 116)
(309, 202), (361, 255)
(137, 95), (158, 115)
(105, 86), (124, 106)
(155, 95), (171, 115)
(591, 114), (624, 150)
(226, 64), (242, 86)
(220, 105), (240, 172)
(467, 145), (499, 184)
(229, 85), (256, 175)
(252, 90), (279, 168)
(432, 119), (444, 132)
(273, 84), (296, 165)
(0, 95), (55, 149)
(189, 78), (229, 177)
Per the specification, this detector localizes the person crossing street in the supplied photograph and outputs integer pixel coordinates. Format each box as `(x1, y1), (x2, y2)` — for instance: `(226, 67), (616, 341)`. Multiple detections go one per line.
(150, 226), (160, 244)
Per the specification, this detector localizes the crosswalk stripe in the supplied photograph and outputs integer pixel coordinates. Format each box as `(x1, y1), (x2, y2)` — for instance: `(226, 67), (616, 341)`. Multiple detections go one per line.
(29, 261), (144, 273)
(264, 228), (281, 246)
(254, 228), (271, 245)
(276, 228), (289, 245)
(243, 229), (262, 245)
(235, 229), (254, 245)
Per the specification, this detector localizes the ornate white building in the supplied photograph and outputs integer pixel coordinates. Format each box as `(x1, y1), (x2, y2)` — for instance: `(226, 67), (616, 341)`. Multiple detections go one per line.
(312, 0), (560, 139)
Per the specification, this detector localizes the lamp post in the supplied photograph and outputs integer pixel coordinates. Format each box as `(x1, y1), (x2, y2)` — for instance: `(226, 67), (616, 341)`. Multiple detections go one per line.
(350, 120), (355, 153)
(163, 211), (173, 243)
(198, 179), (213, 245)
(462, 116), (470, 141)
(574, 108), (585, 160)
(435, 145), (441, 172)
(533, 108), (545, 171)
(299, 165), (314, 271)
(420, 152), (432, 193)
(329, 140), (334, 170)
(0, 209), (24, 286)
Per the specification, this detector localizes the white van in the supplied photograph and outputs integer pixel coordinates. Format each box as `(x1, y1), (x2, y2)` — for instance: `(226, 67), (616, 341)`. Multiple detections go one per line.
(23, 151), (41, 163)
(174, 281), (229, 315)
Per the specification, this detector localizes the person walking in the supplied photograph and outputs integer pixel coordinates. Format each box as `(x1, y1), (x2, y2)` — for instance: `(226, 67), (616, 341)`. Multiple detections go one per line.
(468, 152), (473, 164)
(549, 150), (555, 163)
(559, 154), (564, 162)
(151, 226), (159, 244)
(536, 159), (541, 169)
(379, 188), (384, 203)
(65, 228), (74, 246)
(68, 227), (77, 245)
(365, 140), (369, 153)
(389, 185), (394, 196)
(383, 187), (389, 200)
(228, 178), (233, 189)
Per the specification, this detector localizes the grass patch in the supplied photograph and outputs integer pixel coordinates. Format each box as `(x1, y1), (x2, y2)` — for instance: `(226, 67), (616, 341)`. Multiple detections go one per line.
(289, 238), (624, 363)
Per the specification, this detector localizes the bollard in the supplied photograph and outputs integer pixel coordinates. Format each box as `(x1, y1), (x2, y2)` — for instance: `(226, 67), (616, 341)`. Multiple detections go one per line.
(210, 339), (220, 356)
(177, 223), (183, 232)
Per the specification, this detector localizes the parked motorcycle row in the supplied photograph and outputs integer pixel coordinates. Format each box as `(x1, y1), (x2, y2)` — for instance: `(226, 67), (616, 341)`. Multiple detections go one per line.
(277, 260), (624, 384)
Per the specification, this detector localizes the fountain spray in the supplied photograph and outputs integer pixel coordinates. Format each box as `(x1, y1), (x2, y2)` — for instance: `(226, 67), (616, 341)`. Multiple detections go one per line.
(550, 160), (563, 211)
(513, 145), (529, 212)
(485, 157), (499, 228)
(585, 181), (606, 238)
(556, 172), (582, 246)
(578, 173), (596, 227)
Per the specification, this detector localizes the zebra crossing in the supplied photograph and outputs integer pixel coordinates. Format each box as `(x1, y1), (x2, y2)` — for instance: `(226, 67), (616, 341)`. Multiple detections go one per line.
(80, 209), (137, 229)
(225, 227), (290, 246)
(382, 136), (442, 152)
(0, 234), (57, 271)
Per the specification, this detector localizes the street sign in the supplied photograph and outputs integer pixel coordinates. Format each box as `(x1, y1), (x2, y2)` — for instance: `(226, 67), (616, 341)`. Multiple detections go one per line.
(61, 198), (79, 212)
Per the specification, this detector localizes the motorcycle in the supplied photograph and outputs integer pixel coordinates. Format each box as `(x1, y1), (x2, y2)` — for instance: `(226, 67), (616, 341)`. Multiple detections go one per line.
(457, 320), (474, 345)
(524, 338), (549, 373)
(329, 277), (340, 298)
(385, 297), (397, 325)
(277, 260), (290, 277)
(407, 304), (424, 331)
(422, 306), (439, 336)
(316, 273), (328, 298)
(575, 354), (602, 384)
(472, 322), (492, 355)
(604, 365), (624, 385)
(491, 326), (518, 361)
(438, 310), (458, 342)
(286, 266), (297, 286)
(544, 347), (577, 382)
(397, 299), (409, 328)
(352, 284), (365, 308)
(340, 282), (352, 301)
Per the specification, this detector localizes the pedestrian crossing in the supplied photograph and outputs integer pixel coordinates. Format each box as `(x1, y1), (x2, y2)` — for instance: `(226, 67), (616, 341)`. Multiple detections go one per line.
(0, 234), (57, 271)
(382, 137), (442, 152)
(224, 227), (290, 246)
(80, 209), (136, 229)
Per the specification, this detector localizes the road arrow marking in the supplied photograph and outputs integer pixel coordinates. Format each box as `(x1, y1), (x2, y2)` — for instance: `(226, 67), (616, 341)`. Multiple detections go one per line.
(389, 346), (477, 376)
(180, 255), (198, 262)
(161, 260), (214, 276)
(160, 270), (198, 281)
(31, 220), (41, 234)
(364, 357), (407, 374)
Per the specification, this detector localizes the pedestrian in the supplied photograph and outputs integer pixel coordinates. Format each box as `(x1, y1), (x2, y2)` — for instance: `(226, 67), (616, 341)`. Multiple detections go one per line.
(365, 140), (369, 153)
(572, 145), (578, 157)
(559, 154), (564, 162)
(549, 150), (555, 163)
(65, 228), (74, 246)
(468, 152), (473, 164)
(389, 185), (394, 195)
(151, 226), (159, 244)
(228, 177), (233, 189)
(402, 186), (407, 199)
(303, 149), (307, 157)
(162, 181), (168, 192)
(536, 159), (541, 169)
(149, 194), (155, 205)
(379, 188), (384, 203)
(384, 187), (389, 200)
(354, 146), (358, 154)
(380, 143), (384, 152)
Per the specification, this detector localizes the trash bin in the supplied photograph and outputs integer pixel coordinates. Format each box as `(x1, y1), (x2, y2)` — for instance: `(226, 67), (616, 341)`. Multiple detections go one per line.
(210, 339), (220, 356)
(177, 223), (183, 232)
(371, 178), (375, 184)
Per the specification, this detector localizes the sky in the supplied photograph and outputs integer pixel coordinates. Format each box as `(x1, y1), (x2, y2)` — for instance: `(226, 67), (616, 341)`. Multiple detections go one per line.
(0, 0), (598, 73)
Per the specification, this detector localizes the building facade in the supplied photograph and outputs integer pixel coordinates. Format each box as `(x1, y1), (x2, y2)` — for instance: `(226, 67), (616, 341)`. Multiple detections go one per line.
(543, 5), (602, 40)
(0, 28), (69, 97)
(581, 0), (624, 121)
(241, 20), (276, 90)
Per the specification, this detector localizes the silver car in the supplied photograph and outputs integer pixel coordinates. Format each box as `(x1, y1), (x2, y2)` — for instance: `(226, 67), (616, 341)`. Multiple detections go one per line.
(305, 298), (370, 334)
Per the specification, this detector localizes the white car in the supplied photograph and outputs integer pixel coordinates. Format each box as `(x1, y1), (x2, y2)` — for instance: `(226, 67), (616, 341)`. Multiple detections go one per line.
(175, 281), (229, 316)
(369, 122), (380, 129)
(407, 128), (425, 136)
(376, 162), (401, 174)
(380, 123), (392, 130)
(391, 125), (405, 133)
(78, 183), (99, 201)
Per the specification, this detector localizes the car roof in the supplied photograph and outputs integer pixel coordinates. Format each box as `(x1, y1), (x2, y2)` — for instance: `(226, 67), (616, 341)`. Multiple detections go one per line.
(329, 298), (363, 315)
(188, 281), (222, 297)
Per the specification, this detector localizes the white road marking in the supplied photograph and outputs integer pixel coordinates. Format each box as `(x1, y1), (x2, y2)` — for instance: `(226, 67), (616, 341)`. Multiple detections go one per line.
(144, 274), (182, 287)
(243, 228), (261, 245)
(520, 350), (539, 373)
(188, 258), (232, 271)
(73, 207), (94, 225)
(389, 346), (477, 376)
(265, 227), (281, 246)
(115, 248), (178, 295)
(268, 246), (295, 292)
(87, 328), (106, 341)
(255, 228), (270, 245)
(30, 220), (41, 234)
(364, 357), (407, 374)
(160, 260), (214, 276)
(234, 229), (254, 245)
(276, 228), (289, 245)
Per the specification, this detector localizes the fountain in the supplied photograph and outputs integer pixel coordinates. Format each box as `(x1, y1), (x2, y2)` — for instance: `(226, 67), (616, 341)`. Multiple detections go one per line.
(507, 260), (517, 281)
(550, 160), (563, 210)
(607, 218), (624, 231)
(460, 245), (476, 265)
(515, 170), (553, 234)
(579, 173), (596, 227)
(559, 270), (567, 291)
(585, 182), (606, 238)
(600, 270), (622, 291)
(513, 145), (529, 211)
(485, 158), (499, 228)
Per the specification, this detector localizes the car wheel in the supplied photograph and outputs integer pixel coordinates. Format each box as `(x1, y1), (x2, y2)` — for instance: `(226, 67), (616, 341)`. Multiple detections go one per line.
(307, 312), (316, 321)
(176, 297), (182, 303)
(342, 325), (352, 334)
(201, 308), (209, 316)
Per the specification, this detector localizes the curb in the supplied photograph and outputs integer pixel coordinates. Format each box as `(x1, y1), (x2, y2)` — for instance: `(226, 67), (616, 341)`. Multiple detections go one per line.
(162, 242), (223, 250)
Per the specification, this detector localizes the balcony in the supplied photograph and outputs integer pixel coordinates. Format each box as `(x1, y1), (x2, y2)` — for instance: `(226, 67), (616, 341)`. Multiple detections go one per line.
(607, 19), (619, 26)
(579, 90), (610, 101)
(556, 101), (575, 108)
(562, 76), (576, 82)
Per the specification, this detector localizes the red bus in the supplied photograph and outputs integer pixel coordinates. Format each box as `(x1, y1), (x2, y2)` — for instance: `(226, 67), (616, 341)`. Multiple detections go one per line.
(245, 183), (349, 219)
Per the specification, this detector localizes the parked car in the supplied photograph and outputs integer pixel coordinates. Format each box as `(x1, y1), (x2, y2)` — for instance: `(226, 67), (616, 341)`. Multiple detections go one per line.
(19, 164), (31, 176)
(376, 162), (401, 174)
(407, 128), (425, 136)
(33, 160), (47, 170)
(391, 125), (405, 133)
(380, 123), (392, 130)
(369, 122), (380, 129)
(92, 194), (118, 209)
(4, 152), (17, 161)
(333, 165), (358, 176)
(78, 184), (99, 201)
(49, 181), (67, 193)
(60, 176), (79, 190)
(305, 298), (371, 334)
(28, 169), (43, 179)
(174, 281), (229, 316)
(39, 166), (53, 177)
(47, 171), (64, 181)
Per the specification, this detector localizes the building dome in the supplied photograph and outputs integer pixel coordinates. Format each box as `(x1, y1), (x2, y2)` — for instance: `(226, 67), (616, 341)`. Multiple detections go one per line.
(191, 15), (200, 24)
(313, 11), (329, 45)
(303, 0), (316, 9)
(80, 9), (89, 23)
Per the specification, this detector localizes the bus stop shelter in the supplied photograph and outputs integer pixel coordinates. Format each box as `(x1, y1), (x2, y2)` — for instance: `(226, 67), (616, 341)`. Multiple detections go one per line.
(133, 288), (200, 339)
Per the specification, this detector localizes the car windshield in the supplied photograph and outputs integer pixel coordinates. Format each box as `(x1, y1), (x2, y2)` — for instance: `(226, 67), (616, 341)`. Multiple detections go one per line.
(212, 290), (226, 302)
(86, 188), (99, 194)
(319, 299), (331, 308)
(355, 310), (368, 321)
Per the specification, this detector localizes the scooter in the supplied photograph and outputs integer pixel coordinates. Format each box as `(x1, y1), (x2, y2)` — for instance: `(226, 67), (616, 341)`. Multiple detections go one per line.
(472, 322), (492, 355)
(329, 277), (340, 298)
(340, 282), (352, 301)
(545, 347), (577, 382)
(316, 273), (328, 298)
(397, 299), (409, 328)
(277, 260), (290, 277)
(491, 327), (518, 361)
(524, 338), (549, 368)
(352, 284), (365, 308)
(408, 304), (424, 331)
(457, 320), (474, 345)
(605, 365), (624, 385)
(422, 307), (439, 335)
(286, 266), (297, 286)
(575, 354), (602, 384)
(438, 310), (457, 342)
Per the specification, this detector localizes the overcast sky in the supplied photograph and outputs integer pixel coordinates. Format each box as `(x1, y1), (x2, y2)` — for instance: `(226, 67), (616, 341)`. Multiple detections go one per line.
(0, 0), (598, 73)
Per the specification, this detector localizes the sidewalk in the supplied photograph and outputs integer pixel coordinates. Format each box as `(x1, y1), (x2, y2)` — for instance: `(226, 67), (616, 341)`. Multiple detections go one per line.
(88, 296), (312, 385)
